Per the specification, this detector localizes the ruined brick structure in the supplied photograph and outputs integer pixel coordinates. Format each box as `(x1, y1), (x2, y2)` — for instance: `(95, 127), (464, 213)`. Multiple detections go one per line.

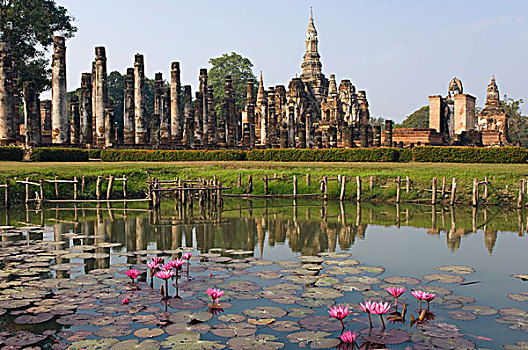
(0, 12), (513, 151)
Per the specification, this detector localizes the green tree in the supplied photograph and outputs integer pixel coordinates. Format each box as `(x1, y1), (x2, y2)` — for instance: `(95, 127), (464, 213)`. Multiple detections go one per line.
(0, 0), (77, 93)
(208, 52), (256, 115)
(396, 106), (429, 128)
(502, 95), (527, 146)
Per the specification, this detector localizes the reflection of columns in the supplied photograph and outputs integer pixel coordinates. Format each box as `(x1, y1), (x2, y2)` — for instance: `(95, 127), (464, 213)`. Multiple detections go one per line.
(340, 202), (346, 225)
(54, 224), (68, 278)
(136, 217), (145, 264)
(395, 204), (400, 228)
(518, 209), (524, 237)
(472, 207), (478, 233)
(356, 203), (361, 226)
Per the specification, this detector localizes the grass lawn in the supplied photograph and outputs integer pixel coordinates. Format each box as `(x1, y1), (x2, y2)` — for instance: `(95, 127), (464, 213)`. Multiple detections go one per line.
(0, 161), (527, 204)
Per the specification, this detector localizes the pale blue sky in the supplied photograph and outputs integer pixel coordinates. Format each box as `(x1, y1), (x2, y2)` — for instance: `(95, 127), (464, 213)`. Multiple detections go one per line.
(53, 0), (528, 121)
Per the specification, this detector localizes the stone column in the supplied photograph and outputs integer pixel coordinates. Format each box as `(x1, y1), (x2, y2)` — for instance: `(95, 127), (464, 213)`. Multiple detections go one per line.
(104, 106), (115, 148)
(373, 125), (381, 147)
(22, 81), (41, 148)
(267, 88), (276, 147)
(94, 47), (108, 147)
(134, 54), (147, 144)
(51, 36), (69, 144)
(279, 123), (288, 148)
(360, 125), (369, 148)
(206, 85), (216, 145)
(384, 120), (393, 147)
(194, 91), (203, 146)
(170, 62), (182, 144)
(245, 78), (255, 148)
(150, 113), (160, 148)
(199, 69), (208, 145)
(40, 100), (52, 144)
(123, 68), (135, 145)
(70, 95), (80, 144)
(161, 87), (170, 145)
(298, 122), (306, 148)
(182, 85), (193, 147)
(305, 109), (313, 148)
(222, 76), (236, 147)
(0, 42), (16, 145)
(80, 73), (93, 145)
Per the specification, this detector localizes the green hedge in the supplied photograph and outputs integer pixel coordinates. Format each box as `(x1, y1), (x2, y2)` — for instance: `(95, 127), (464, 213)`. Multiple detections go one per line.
(0, 146), (23, 161)
(87, 149), (101, 159)
(29, 148), (89, 162)
(248, 148), (401, 162)
(97, 147), (528, 164)
(101, 149), (247, 162)
(412, 146), (528, 163)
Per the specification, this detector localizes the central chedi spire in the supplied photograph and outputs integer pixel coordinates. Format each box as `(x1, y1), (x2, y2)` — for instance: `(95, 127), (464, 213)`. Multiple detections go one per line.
(299, 8), (328, 103)
(301, 7), (322, 80)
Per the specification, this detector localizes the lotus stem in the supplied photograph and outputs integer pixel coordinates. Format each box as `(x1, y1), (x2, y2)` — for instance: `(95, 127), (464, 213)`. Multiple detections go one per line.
(367, 312), (372, 328)
(186, 263), (190, 276)
(340, 319), (344, 330)
(379, 314), (385, 329)
(418, 300), (422, 310)
(164, 279), (168, 299)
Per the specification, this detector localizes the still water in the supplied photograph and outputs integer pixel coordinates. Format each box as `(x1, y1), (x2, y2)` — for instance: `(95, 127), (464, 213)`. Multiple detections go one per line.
(0, 200), (526, 349)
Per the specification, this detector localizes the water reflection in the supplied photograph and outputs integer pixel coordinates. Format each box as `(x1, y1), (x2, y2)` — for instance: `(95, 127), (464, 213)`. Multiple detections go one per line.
(1, 200), (525, 260)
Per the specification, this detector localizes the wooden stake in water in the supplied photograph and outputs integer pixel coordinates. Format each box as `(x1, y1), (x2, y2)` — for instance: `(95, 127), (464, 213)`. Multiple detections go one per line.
(306, 173), (311, 186)
(263, 175), (268, 195)
(518, 179), (524, 209)
(396, 176), (401, 203)
(247, 175), (252, 195)
(107, 175), (115, 200)
(73, 177), (78, 200)
(293, 175), (298, 198)
(472, 178), (478, 207)
(450, 178), (457, 206)
(340, 176), (346, 201)
(432, 177), (437, 205)
(323, 176), (328, 201)
(369, 175), (374, 190)
(356, 176), (362, 202)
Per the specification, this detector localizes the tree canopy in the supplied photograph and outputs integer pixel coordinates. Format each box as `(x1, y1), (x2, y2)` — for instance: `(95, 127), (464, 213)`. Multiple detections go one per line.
(208, 52), (256, 115)
(0, 0), (77, 93)
(502, 96), (527, 146)
(396, 106), (429, 128)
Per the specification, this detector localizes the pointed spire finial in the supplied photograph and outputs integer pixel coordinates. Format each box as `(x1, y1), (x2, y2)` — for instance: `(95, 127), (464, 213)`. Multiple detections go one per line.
(259, 71), (263, 84)
(310, 7), (313, 20)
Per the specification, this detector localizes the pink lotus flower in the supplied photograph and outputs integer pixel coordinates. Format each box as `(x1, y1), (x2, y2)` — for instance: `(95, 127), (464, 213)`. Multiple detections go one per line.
(386, 287), (406, 307)
(155, 270), (175, 280)
(151, 257), (164, 265)
(329, 304), (351, 320)
(161, 263), (173, 271)
(360, 300), (376, 328)
(412, 290), (435, 310)
(121, 297), (129, 305)
(155, 270), (175, 299)
(182, 253), (192, 260)
(206, 288), (224, 304)
(125, 269), (140, 282)
(329, 304), (351, 329)
(372, 301), (391, 329)
(147, 261), (160, 277)
(339, 330), (357, 344)
(169, 258), (185, 269)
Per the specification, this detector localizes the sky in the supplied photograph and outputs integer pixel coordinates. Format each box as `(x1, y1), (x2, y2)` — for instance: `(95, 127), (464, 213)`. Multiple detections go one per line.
(51, 0), (528, 122)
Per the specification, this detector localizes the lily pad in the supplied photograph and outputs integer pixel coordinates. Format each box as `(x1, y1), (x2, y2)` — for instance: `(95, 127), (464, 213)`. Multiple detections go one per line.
(361, 327), (411, 345)
(434, 265), (475, 274)
(302, 287), (343, 299)
(299, 315), (342, 331)
(461, 305), (497, 316)
(286, 331), (341, 349)
(448, 310), (477, 320)
(383, 276), (421, 285)
(422, 273), (465, 284)
(14, 312), (54, 324)
(160, 333), (225, 350)
(211, 322), (257, 337)
(134, 328), (164, 338)
(512, 274), (528, 281)
(4, 331), (47, 347)
(243, 306), (287, 319)
(218, 314), (246, 323)
(314, 276), (339, 286)
(269, 320), (300, 332)
(69, 338), (119, 350)
(110, 340), (160, 350)
(507, 292), (528, 302)
(227, 334), (284, 350)
(168, 298), (207, 310)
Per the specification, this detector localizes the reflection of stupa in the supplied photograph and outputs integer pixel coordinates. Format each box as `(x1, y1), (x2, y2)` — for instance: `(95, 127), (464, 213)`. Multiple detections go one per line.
(484, 230), (498, 255)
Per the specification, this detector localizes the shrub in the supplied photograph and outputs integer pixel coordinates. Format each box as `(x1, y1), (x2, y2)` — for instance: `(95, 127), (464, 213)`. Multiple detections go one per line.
(29, 148), (89, 162)
(0, 146), (23, 161)
(247, 148), (401, 162)
(87, 149), (101, 159)
(411, 146), (528, 163)
(101, 149), (247, 162)
(397, 149), (413, 162)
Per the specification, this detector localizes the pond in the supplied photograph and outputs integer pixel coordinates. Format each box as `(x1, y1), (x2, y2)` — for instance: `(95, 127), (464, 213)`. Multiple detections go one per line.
(0, 199), (527, 349)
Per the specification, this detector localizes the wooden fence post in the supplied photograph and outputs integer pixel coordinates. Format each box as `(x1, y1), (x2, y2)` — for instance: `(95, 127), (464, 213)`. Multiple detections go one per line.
(472, 178), (478, 207)
(441, 176), (446, 198)
(484, 176), (488, 200)
(25, 177), (30, 203)
(96, 176), (103, 200)
(369, 176), (374, 190)
(293, 175), (298, 198)
(450, 177), (457, 206)
(263, 175), (268, 195)
(340, 176), (346, 201)
(123, 174), (128, 199)
(306, 174), (311, 186)
(406, 176), (410, 193)
(396, 176), (401, 203)
(54, 176), (59, 197)
(247, 175), (252, 195)
(323, 176), (328, 201)
(432, 177), (437, 205)
(5, 180), (10, 209)
(73, 177), (78, 201)
(238, 174), (242, 189)
(356, 176), (361, 202)
(39, 179), (45, 204)
(107, 175), (115, 200)
(81, 176), (85, 194)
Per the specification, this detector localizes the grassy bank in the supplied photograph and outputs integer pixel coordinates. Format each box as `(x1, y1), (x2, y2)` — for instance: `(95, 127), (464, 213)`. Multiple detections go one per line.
(0, 161), (527, 205)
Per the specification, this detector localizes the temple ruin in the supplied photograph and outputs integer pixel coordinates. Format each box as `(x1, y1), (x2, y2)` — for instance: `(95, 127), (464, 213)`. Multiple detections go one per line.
(0, 10), (512, 150)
